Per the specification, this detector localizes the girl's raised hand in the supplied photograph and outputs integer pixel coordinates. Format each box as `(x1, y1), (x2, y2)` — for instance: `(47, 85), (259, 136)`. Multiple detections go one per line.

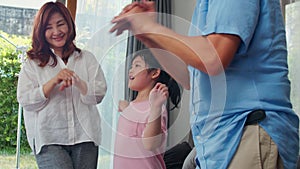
(149, 83), (168, 108)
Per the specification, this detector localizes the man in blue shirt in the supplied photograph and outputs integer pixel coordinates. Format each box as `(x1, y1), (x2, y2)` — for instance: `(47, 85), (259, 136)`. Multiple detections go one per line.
(110, 0), (299, 168)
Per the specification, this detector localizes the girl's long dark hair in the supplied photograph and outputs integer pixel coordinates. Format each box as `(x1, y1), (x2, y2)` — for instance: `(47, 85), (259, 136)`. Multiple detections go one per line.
(27, 1), (80, 67)
(132, 50), (182, 110)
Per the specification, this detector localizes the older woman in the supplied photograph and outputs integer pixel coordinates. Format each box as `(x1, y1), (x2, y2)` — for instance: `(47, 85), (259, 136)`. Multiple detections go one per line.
(17, 2), (107, 168)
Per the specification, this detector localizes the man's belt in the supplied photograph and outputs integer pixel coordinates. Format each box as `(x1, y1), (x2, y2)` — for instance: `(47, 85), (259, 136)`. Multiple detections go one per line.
(245, 109), (266, 125)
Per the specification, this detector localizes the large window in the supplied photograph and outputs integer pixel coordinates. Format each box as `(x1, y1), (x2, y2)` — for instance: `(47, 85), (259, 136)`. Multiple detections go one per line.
(75, 0), (130, 168)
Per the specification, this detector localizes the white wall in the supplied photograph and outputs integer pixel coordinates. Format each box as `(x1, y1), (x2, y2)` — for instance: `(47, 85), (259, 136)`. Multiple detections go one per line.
(167, 0), (196, 148)
(172, 0), (196, 35)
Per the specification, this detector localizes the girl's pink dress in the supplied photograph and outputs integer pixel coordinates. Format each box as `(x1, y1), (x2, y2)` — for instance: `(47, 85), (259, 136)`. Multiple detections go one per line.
(113, 101), (168, 169)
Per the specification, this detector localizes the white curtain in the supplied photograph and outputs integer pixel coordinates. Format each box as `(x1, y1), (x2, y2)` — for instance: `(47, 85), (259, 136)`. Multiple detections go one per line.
(75, 0), (130, 168)
(285, 1), (300, 154)
(286, 0), (300, 116)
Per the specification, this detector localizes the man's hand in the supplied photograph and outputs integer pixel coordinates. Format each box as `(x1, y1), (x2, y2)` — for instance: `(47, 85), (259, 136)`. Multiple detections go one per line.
(110, 1), (156, 36)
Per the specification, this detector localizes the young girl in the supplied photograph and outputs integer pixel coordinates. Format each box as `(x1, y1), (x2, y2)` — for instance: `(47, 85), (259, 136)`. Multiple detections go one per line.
(113, 50), (182, 169)
(17, 2), (107, 168)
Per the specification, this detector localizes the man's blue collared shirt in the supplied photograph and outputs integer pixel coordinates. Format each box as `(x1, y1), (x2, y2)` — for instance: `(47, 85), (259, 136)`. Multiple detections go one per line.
(188, 0), (299, 168)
